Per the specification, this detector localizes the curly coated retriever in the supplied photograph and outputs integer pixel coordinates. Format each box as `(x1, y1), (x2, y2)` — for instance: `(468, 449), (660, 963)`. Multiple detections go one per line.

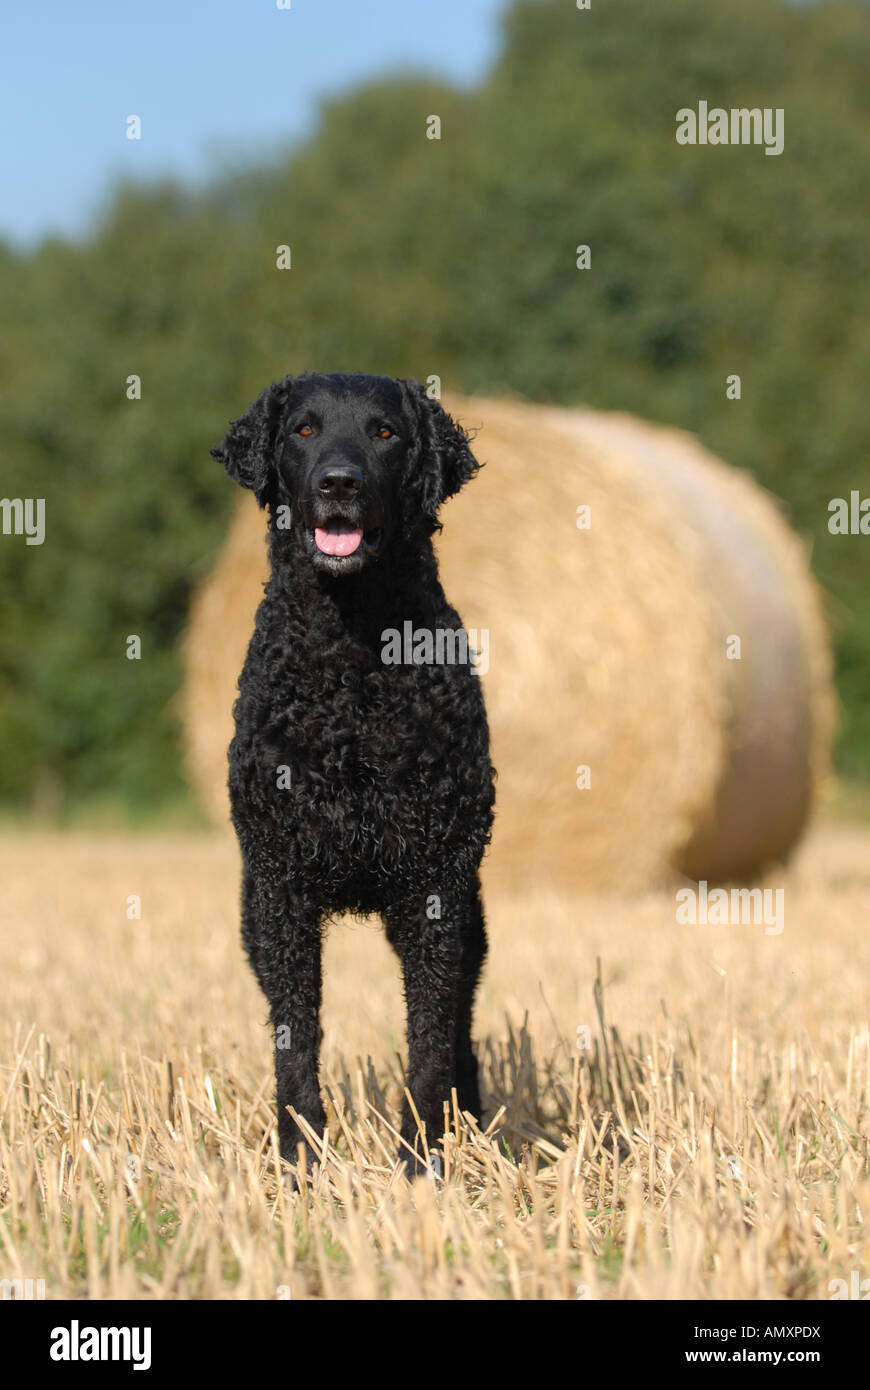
(212, 373), (495, 1174)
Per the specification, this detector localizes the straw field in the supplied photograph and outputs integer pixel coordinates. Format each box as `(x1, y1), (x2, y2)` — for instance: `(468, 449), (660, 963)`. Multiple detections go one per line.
(1, 821), (867, 1300)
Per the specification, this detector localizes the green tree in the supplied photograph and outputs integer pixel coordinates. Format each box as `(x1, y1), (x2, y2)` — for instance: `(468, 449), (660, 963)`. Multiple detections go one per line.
(2, 0), (869, 812)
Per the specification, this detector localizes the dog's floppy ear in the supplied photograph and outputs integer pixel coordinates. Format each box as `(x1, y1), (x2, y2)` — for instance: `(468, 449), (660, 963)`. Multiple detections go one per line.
(398, 379), (481, 521)
(211, 377), (294, 507)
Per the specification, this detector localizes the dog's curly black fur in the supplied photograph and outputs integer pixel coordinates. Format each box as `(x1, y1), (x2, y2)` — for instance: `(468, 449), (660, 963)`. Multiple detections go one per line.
(212, 372), (495, 1173)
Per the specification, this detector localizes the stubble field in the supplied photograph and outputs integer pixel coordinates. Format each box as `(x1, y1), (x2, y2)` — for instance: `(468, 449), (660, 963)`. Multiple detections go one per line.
(1, 822), (868, 1300)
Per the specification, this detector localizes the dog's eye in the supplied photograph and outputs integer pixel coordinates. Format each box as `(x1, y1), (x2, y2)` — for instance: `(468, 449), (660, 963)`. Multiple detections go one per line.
(297, 424), (314, 437)
(377, 425), (393, 440)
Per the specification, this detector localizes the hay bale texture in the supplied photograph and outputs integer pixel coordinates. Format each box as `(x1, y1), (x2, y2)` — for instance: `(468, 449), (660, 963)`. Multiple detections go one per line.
(183, 394), (833, 892)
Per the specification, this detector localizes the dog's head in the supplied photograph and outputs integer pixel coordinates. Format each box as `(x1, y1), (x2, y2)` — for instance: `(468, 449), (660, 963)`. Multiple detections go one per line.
(212, 372), (480, 576)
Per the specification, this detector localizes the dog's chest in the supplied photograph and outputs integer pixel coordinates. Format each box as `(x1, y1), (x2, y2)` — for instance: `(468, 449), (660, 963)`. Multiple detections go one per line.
(232, 612), (492, 899)
(245, 640), (474, 796)
(240, 658), (476, 890)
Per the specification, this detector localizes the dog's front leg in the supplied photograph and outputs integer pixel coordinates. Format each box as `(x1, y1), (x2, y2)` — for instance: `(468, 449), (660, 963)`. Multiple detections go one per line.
(454, 880), (487, 1124)
(385, 892), (470, 1174)
(247, 876), (326, 1168)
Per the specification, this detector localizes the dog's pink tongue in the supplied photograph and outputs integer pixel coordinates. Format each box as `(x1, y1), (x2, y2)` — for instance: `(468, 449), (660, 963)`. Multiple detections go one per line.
(314, 524), (363, 557)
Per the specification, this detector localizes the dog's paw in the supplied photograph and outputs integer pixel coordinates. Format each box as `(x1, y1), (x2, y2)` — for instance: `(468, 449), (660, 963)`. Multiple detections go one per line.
(278, 1144), (321, 1193)
(284, 1161), (319, 1194)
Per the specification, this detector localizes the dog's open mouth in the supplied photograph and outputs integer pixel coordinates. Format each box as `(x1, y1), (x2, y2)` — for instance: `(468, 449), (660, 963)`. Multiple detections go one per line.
(312, 523), (383, 561)
(314, 523), (363, 557)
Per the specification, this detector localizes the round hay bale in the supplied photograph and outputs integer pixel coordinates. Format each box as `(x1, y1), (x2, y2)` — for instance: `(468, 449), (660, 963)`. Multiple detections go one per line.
(182, 394), (834, 891)
(537, 405), (834, 883)
(183, 498), (270, 830)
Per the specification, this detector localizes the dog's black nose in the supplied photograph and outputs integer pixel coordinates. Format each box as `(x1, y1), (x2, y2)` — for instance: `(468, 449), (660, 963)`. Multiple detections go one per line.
(315, 463), (363, 501)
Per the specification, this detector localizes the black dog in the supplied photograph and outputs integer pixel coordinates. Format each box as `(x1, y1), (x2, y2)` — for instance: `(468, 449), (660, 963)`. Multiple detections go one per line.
(212, 373), (495, 1173)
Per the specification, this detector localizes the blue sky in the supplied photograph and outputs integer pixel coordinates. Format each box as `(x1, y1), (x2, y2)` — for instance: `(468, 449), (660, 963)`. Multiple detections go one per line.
(2, 0), (506, 247)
